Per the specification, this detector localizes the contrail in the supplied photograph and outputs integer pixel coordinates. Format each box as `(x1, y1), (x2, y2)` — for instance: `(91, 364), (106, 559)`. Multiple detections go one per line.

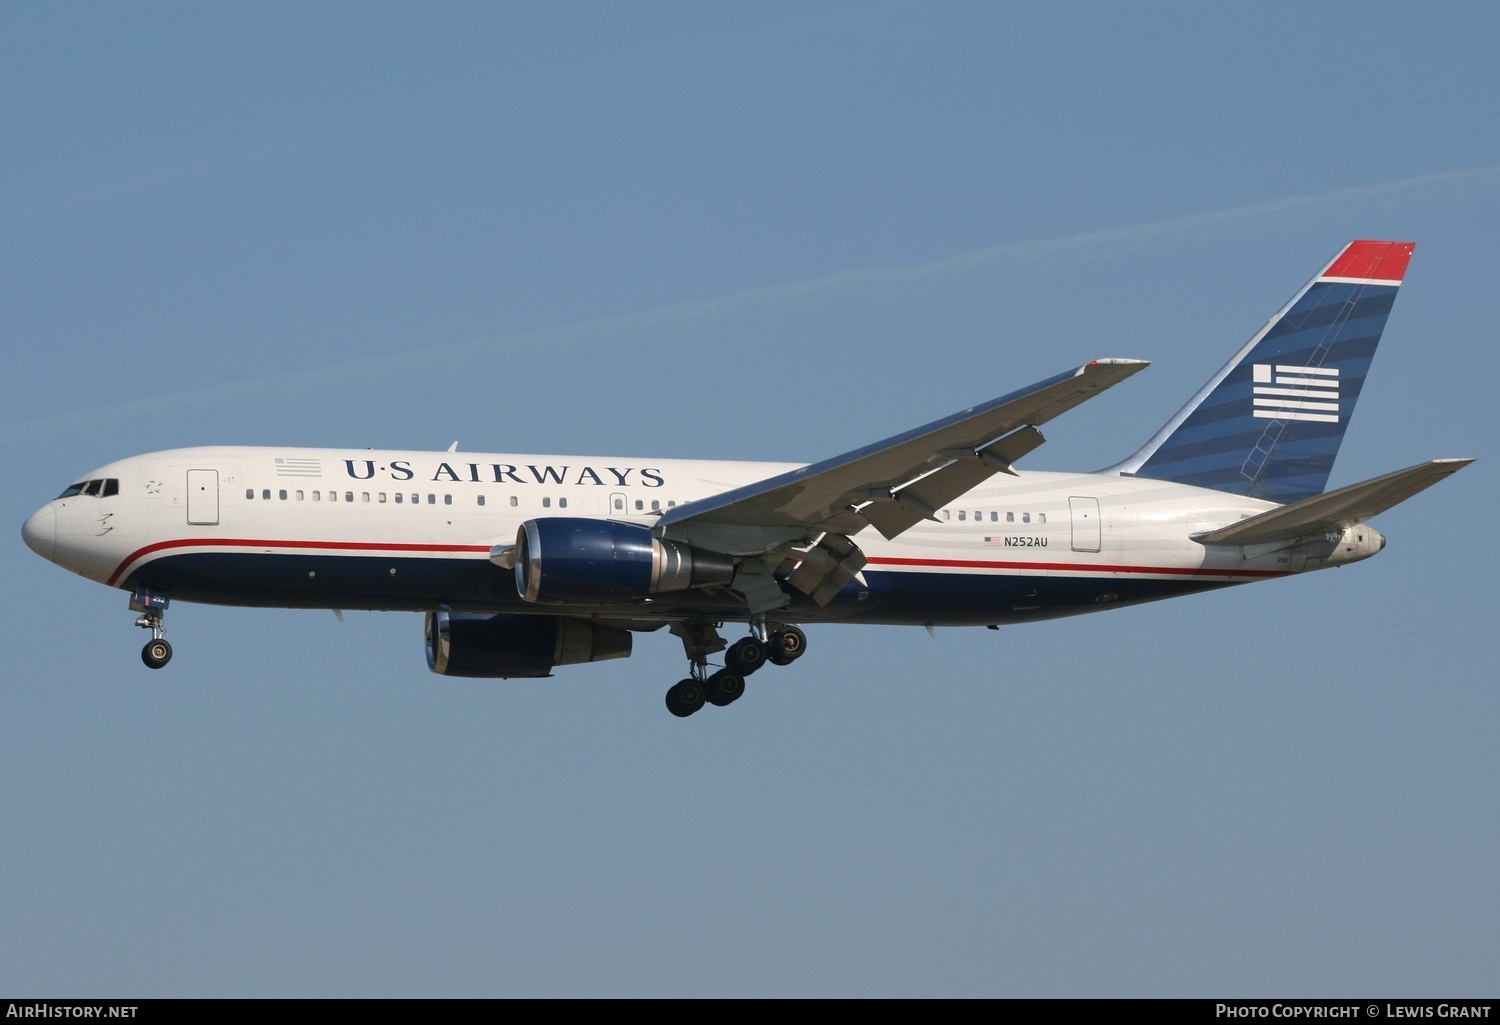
(0, 4), (872, 225)
(4, 164), (1497, 444)
(2, 75), (608, 223)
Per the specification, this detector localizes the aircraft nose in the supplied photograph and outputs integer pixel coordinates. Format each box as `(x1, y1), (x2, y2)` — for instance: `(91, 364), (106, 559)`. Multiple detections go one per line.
(22, 505), (56, 562)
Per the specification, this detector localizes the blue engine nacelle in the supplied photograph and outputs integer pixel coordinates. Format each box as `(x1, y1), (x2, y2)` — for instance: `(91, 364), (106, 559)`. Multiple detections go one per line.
(514, 517), (735, 604)
(425, 610), (632, 678)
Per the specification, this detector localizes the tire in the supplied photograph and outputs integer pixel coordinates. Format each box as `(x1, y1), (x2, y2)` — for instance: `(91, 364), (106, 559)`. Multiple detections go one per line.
(725, 637), (767, 676)
(705, 669), (745, 707)
(665, 678), (705, 717)
(768, 626), (806, 665)
(142, 639), (173, 669)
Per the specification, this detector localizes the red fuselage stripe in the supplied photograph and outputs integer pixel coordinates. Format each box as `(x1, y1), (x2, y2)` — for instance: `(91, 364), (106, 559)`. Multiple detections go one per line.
(108, 537), (1288, 588)
(864, 556), (1286, 579)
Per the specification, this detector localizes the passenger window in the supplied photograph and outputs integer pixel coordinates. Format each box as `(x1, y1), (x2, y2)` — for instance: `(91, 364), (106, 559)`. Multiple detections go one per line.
(650, 500), (659, 511)
(1022, 513), (1030, 523)
(542, 497), (551, 508)
(411, 494), (418, 504)
(263, 489), (271, 501)
(296, 490), (304, 501)
(559, 497), (567, 509)
(361, 493), (370, 503)
(1039, 513), (1047, 524)
(1006, 512), (1014, 523)
(379, 493), (387, 503)
(990, 511), (998, 522)
(444, 494), (452, 505)
(279, 490), (287, 500)
(427, 494), (435, 505)
(957, 511), (966, 521)
(313, 491), (321, 501)
(613, 497), (624, 511)
(476, 495), (484, 506)
(245, 489), (254, 500)
(395, 493), (403, 504)
(346, 492), (354, 503)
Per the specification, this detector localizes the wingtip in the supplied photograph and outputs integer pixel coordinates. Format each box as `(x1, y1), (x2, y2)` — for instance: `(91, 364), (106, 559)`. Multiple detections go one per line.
(1078, 358), (1150, 377)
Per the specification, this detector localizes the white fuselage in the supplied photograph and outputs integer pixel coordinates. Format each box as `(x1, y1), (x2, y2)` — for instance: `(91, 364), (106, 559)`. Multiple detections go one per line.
(23, 445), (1383, 629)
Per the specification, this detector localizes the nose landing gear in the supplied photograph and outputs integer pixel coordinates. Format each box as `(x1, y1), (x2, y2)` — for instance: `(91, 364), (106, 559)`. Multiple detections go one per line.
(664, 619), (807, 717)
(131, 588), (173, 669)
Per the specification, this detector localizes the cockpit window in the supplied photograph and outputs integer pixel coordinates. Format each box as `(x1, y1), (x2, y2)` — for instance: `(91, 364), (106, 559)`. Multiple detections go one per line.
(56, 478), (119, 500)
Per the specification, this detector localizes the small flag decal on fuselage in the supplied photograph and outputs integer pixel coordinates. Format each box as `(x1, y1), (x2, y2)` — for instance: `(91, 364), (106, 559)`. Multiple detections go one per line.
(274, 457), (323, 477)
(1251, 364), (1339, 423)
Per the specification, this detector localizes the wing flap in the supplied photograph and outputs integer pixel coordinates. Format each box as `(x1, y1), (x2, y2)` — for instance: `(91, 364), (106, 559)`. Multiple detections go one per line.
(860, 455), (998, 540)
(1191, 458), (1474, 546)
(859, 427), (1045, 540)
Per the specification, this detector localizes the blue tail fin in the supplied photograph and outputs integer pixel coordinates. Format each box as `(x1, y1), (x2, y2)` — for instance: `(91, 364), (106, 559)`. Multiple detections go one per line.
(1112, 240), (1415, 504)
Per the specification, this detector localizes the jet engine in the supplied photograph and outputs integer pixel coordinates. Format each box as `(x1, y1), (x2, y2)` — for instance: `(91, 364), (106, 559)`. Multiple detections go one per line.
(425, 610), (632, 678)
(513, 517), (734, 603)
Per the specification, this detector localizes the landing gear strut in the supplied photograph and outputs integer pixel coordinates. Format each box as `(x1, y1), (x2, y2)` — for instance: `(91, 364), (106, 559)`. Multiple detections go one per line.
(663, 618), (807, 717)
(131, 588), (172, 669)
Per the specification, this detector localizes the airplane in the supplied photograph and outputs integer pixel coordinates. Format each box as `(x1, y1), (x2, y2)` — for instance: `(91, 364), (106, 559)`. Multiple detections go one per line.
(21, 240), (1473, 717)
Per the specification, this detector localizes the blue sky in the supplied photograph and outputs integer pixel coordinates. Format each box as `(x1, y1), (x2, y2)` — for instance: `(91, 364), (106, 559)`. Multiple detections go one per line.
(3, 1), (1497, 997)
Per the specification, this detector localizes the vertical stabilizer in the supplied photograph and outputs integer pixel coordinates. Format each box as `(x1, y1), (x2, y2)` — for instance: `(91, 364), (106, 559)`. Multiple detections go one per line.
(1112, 240), (1414, 504)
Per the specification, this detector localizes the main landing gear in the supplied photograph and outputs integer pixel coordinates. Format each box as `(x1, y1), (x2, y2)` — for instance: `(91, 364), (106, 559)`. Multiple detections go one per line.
(664, 618), (807, 718)
(131, 588), (173, 669)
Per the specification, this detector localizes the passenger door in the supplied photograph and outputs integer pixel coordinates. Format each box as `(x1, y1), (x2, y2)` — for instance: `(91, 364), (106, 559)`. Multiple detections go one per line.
(1069, 496), (1101, 553)
(186, 469), (219, 525)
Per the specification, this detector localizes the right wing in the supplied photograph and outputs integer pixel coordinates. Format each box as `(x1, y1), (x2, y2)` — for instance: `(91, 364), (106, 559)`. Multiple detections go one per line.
(655, 358), (1149, 612)
(660, 358), (1150, 547)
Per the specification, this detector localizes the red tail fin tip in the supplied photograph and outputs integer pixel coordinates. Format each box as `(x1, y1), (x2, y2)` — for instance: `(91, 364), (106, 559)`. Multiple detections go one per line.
(1321, 240), (1415, 283)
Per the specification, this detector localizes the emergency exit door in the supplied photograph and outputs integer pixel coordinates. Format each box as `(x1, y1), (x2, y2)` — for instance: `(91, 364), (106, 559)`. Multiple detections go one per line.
(1069, 496), (1101, 553)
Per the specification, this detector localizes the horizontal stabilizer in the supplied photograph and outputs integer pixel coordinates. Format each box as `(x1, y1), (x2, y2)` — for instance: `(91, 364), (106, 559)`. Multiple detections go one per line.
(1191, 458), (1474, 546)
